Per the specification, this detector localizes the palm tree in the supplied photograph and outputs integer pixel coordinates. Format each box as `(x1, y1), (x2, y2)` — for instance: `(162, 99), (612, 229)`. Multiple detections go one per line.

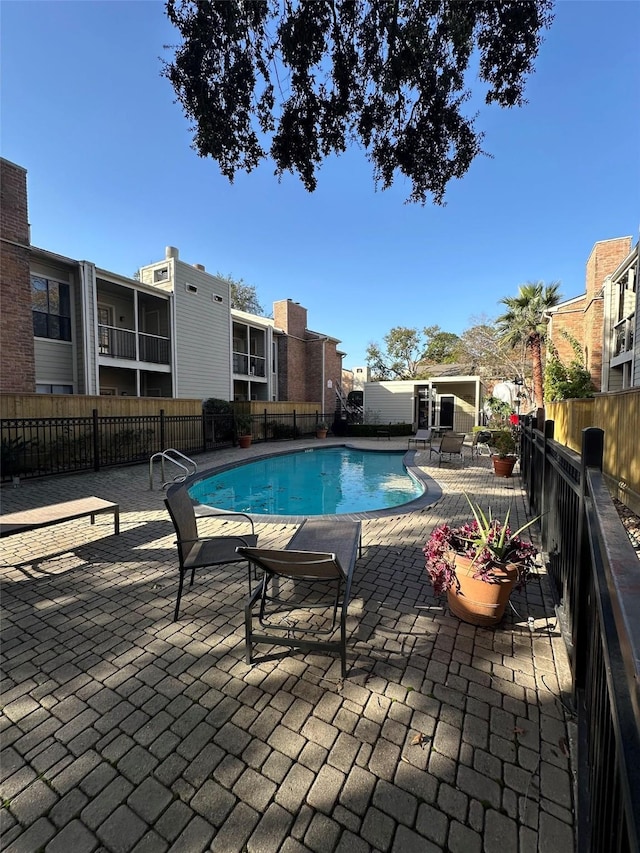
(496, 282), (562, 409)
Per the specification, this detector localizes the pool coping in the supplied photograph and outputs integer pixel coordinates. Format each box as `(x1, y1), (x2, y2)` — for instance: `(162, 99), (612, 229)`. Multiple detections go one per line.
(187, 443), (443, 523)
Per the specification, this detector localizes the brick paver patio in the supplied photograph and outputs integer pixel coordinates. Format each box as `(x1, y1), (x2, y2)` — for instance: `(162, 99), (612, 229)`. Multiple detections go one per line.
(0, 438), (576, 852)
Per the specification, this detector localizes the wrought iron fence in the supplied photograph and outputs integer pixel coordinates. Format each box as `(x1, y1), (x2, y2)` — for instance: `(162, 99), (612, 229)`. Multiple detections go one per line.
(1, 409), (330, 481)
(520, 416), (639, 853)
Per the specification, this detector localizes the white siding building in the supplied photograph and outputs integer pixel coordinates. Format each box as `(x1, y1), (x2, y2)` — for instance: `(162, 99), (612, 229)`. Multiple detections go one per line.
(364, 375), (485, 433)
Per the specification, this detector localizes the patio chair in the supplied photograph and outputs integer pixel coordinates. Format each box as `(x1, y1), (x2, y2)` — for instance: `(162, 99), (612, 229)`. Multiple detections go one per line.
(429, 432), (465, 466)
(164, 485), (257, 621)
(470, 430), (492, 459)
(407, 428), (432, 450)
(237, 518), (361, 677)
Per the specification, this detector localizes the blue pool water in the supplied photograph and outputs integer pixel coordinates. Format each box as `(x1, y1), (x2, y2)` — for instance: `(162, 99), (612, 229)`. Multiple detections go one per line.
(188, 447), (424, 516)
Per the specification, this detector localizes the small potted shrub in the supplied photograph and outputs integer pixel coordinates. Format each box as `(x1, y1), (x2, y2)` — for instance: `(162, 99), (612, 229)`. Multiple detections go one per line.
(316, 421), (329, 439)
(235, 415), (253, 449)
(490, 429), (518, 477)
(424, 495), (539, 626)
(1, 437), (37, 485)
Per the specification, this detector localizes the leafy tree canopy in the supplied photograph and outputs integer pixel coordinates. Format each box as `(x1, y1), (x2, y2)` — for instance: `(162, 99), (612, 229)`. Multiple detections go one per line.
(216, 272), (264, 314)
(366, 325), (460, 379)
(164, 0), (553, 204)
(422, 325), (461, 364)
(366, 327), (424, 380)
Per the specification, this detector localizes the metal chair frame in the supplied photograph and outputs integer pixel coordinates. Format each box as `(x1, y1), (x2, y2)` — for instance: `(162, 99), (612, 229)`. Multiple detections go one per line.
(429, 432), (466, 466)
(164, 485), (257, 621)
(238, 519), (361, 677)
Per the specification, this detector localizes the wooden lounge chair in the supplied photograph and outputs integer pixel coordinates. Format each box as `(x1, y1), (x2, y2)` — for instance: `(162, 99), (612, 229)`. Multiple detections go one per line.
(238, 518), (362, 677)
(429, 432), (465, 466)
(164, 485), (257, 621)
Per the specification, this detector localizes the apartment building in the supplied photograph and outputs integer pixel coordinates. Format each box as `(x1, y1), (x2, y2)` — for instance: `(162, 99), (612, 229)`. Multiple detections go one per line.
(0, 158), (344, 410)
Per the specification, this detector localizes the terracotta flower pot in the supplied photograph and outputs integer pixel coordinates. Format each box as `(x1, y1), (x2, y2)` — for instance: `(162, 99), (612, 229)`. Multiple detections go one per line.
(238, 435), (252, 449)
(492, 455), (517, 478)
(316, 429), (328, 439)
(446, 555), (519, 626)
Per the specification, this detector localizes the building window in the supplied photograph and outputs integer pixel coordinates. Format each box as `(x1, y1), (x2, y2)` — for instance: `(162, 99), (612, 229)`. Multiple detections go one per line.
(36, 384), (73, 394)
(154, 267), (169, 282)
(32, 277), (71, 341)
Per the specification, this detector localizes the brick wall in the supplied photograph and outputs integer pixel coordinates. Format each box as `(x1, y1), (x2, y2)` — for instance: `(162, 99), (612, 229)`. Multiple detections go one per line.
(324, 343), (343, 414)
(0, 159), (36, 393)
(549, 297), (586, 367)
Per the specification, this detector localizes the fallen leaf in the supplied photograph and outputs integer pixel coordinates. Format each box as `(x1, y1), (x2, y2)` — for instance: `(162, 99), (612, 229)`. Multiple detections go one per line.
(558, 737), (570, 756)
(411, 732), (429, 747)
(514, 727), (526, 736)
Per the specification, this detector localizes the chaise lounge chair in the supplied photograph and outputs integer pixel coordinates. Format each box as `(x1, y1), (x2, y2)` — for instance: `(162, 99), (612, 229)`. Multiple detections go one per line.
(429, 432), (465, 466)
(237, 518), (362, 677)
(407, 428), (432, 450)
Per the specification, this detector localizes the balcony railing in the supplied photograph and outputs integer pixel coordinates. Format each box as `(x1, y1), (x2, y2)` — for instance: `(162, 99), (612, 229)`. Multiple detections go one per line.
(612, 314), (635, 357)
(233, 352), (266, 377)
(139, 333), (171, 364)
(98, 325), (170, 364)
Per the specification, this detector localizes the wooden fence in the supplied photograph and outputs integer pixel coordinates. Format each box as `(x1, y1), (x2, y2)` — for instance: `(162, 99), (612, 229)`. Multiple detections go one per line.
(0, 394), (203, 419)
(546, 388), (640, 514)
(0, 394), (323, 420)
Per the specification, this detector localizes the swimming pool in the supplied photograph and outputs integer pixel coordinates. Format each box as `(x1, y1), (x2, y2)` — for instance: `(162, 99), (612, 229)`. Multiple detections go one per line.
(188, 446), (431, 518)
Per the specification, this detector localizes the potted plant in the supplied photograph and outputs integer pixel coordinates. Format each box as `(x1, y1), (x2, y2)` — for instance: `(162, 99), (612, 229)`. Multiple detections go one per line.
(316, 421), (329, 439)
(1, 436), (37, 485)
(490, 429), (518, 477)
(424, 495), (538, 626)
(234, 415), (253, 449)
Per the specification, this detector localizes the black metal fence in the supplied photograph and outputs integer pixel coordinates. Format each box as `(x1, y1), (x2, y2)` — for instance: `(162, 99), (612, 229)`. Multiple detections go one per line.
(0, 409), (329, 482)
(520, 416), (640, 853)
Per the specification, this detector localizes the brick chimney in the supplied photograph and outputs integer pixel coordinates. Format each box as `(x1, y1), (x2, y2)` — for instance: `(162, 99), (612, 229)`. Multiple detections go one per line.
(585, 237), (632, 300)
(274, 299), (308, 338)
(0, 159), (36, 393)
(583, 237), (632, 385)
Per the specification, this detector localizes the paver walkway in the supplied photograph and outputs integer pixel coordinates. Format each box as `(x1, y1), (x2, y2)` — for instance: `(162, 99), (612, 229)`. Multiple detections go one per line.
(0, 438), (576, 853)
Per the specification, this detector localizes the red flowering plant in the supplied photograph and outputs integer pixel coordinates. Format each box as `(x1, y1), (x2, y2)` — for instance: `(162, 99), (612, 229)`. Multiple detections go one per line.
(424, 495), (539, 595)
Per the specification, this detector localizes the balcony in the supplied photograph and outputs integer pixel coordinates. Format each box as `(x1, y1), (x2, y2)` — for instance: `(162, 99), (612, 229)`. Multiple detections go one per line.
(612, 314), (635, 358)
(233, 352), (266, 377)
(98, 325), (170, 364)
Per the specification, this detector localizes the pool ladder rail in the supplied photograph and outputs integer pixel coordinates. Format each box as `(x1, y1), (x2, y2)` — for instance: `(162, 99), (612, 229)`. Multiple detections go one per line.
(149, 449), (197, 490)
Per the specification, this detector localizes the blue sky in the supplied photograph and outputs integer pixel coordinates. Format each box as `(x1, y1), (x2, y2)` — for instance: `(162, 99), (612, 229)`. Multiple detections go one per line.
(2, 1), (639, 370)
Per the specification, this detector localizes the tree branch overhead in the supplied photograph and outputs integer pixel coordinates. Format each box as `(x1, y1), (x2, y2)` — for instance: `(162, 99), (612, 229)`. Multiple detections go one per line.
(164, 0), (553, 204)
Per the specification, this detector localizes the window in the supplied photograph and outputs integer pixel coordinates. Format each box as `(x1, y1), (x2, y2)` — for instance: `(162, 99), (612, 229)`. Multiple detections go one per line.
(32, 277), (71, 341)
(36, 384), (73, 394)
(154, 267), (169, 282)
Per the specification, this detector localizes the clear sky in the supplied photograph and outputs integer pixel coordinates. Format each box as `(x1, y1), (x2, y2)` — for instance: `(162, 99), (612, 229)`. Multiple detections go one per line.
(2, 1), (639, 370)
